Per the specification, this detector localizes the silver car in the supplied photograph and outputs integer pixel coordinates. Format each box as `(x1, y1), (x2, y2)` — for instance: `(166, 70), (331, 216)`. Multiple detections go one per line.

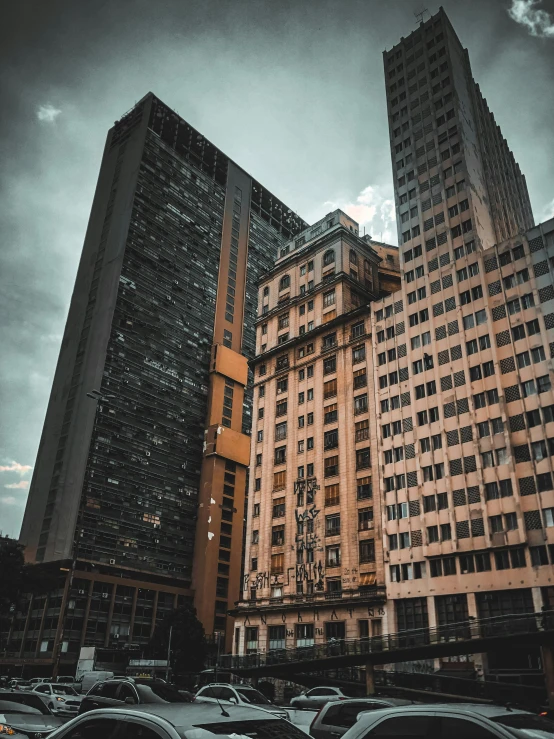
(195, 683), (288, 719)
(290, 686), (349, 710)
(42, 702), (307, 738)
(310, 697), (413, 738)
(31, 682), (83, 716)
(341, 702), (554, 739)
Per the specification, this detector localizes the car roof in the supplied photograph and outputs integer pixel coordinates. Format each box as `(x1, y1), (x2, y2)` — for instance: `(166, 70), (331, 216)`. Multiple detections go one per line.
(357, 703), (531, 722)
(78, 703), (281, 725)
(326, 697), (412, 706)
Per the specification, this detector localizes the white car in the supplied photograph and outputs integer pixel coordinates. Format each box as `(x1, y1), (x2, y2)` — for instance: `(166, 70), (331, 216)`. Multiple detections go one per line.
(290, 686), (349, 709)
(31, 682), (84, 716)
(195, 683), (288, 719)
(341, 703), (554, 739)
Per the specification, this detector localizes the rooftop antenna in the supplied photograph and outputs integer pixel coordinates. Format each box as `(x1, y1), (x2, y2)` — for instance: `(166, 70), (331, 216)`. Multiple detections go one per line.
(414, 7), (430, 25)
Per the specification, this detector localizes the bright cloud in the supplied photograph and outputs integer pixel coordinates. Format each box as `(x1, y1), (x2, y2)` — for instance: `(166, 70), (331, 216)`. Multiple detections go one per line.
(0, 461), (32, 476)
(323, 184), (397, 245)
(37, 104), (62, 123)
(507, 0), (554, 38)
(0, 496), (18, 506)
(4, 480), (30, 490)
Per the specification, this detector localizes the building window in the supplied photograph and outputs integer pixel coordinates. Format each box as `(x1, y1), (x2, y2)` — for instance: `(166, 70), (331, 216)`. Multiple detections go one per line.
(324, 456), (339, 478)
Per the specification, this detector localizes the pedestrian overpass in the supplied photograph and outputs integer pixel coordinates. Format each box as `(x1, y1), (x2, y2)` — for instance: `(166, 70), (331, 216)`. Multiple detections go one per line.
(220, 610), (554, 704)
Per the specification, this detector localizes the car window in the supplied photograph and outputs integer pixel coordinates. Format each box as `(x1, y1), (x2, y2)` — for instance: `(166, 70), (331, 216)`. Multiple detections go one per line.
(35, 685), (50, 693)
(0, 701), (43, 714)
(1, 694), (50, 714)
(199, 686), (217, 698)
(118, 683), (139, 703)
(101, 681), (121, 699)
(192, 719), (307, 739)
(337, 703), (385, 727)
(136, 683), (187, 703)
(65, 718), (121, 739)
(310, 689), (335, 696)
(118, 720), (169, 738)
(366, 715), (434, 737)
(53, 686), (77, 695)
(218, 687), (235, 701)
(235, 688), (271, 705)
(321, 704), (344, 725)
(492, 714), (554, 737)
(439, 717), (501, 738)
(88, 683), (104, 696)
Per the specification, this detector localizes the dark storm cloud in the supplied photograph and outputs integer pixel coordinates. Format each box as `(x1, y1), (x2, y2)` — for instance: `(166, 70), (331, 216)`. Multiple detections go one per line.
(1, 0), (553, 536)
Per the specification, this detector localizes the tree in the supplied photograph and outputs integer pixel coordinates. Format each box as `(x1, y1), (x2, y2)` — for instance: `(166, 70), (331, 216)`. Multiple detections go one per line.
(0, 537), (59, 620)
(148, 603), (207, 674)
(0, 538), (25, 618)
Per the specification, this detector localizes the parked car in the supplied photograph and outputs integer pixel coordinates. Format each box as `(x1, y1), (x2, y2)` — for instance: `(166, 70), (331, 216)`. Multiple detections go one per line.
(8, 679), (33, 691)
(290, 686), (349, 710)
(310, 697), (414, 738)
(340, 703), (554, 739)
(55, 676), (75, 685)
(44, 702), (307, 738)
(0, 693), (64, 737)
(29, 677), (52, 686)
(31, 683), (84, 717)
(195, 683), (288, 719)
(79, 677), (193, 714)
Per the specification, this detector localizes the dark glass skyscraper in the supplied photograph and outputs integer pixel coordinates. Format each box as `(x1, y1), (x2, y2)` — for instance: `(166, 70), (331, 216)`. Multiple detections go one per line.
(19, 93), (305, 654)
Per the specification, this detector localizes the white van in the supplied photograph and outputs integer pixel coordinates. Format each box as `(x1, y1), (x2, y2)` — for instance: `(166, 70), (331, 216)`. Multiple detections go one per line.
(78, 671), (114, 694)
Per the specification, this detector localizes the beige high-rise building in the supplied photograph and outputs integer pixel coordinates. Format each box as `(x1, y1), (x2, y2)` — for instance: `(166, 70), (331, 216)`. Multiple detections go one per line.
(233, 8), (554, 683)
(232, 210), (400, 654)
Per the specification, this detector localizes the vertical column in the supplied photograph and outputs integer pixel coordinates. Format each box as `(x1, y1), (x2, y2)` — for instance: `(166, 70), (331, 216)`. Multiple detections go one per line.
(542, 645), (554, 708)
(467, 592), (487, 679)
(104, 585), (117, 648)
(365, 662), (376, 695)
(532, 587), (544, 613)
(150, 591), (159, 639)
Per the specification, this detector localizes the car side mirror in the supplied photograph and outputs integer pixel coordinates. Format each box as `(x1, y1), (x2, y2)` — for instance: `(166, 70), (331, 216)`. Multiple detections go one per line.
(229, 697), (238, 704)
(125, 697), (136, 704)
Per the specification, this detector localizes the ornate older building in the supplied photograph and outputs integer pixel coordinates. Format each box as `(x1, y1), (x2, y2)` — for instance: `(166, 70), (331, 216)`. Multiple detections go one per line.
(232, 210), (400, 654)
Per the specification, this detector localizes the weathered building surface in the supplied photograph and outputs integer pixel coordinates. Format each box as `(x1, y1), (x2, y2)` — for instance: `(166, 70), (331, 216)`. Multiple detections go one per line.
(16, 92), (305, 666)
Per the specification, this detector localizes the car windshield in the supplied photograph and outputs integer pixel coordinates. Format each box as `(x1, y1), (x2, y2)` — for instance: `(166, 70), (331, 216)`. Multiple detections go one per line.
(137, 683), (188, 703)
(53, 686), (78, 696)
(0, 701), (43, 715)
(0, 697), (50, 715)
(493, 714), (554, 737)
(235, 689), (271, 705)
(186, 719), (306, 738)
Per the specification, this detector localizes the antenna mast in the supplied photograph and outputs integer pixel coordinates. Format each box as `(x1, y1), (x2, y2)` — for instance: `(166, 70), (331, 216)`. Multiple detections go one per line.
(414, 7), (430, 25)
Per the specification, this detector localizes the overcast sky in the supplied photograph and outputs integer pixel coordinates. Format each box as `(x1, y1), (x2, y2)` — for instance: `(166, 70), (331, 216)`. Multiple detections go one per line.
(1, 0), (553, 538)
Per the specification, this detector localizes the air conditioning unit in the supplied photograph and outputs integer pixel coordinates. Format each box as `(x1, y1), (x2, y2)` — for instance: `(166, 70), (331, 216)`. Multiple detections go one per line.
(78, 589), (85, 595)
(109, 558), (116, 565)
(145, 451), (150, 457)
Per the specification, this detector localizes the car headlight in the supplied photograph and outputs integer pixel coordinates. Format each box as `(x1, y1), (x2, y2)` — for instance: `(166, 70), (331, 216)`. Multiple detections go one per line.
(56, 696), (66, 702)
(0, 725), (17, 735)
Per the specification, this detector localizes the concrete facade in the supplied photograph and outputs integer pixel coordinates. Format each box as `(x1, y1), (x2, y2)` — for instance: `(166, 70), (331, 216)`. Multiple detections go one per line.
(232, 211), (399, 654)
(17, 92), (306, 660)
(233, 10), (554, 681)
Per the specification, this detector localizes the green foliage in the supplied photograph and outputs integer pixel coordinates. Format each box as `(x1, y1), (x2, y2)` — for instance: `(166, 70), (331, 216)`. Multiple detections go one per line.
(148, 603), (207, 674)
(0, 538), (25, 616)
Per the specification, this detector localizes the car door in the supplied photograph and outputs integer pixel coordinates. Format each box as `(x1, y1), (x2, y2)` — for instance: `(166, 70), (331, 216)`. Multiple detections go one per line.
(437, 716), (507, 739)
